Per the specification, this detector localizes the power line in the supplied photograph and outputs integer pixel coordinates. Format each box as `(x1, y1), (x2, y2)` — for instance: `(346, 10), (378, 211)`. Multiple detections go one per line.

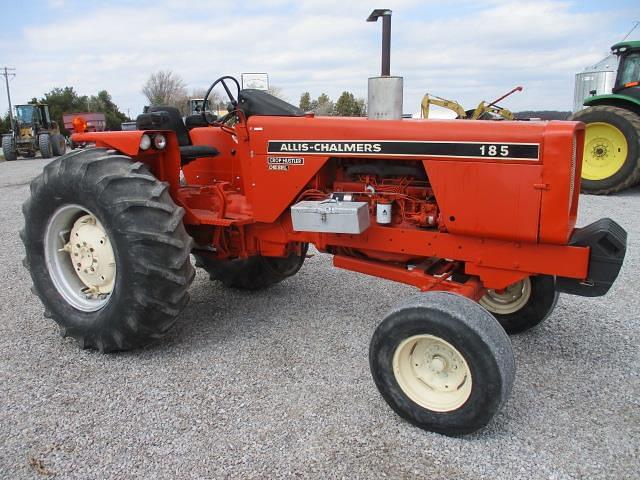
(621, 21), (639, 41)
(1, 66), (16, 129)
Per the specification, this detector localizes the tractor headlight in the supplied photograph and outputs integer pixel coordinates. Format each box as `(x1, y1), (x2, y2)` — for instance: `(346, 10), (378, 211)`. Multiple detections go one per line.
(139, 134), (152, 150)
(153, 134), (167, 150)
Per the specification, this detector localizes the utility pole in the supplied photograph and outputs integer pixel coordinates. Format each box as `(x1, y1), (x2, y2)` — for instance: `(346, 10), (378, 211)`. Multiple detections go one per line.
(1, 66), (16, 130)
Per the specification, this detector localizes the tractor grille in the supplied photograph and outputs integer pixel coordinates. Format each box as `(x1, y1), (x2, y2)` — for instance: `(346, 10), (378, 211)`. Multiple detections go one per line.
(569, 136), (577, 210)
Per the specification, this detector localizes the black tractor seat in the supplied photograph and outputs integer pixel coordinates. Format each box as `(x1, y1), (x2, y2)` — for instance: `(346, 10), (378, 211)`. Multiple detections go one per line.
(184, 114), (211, 129)
(135, 106), (219, 165)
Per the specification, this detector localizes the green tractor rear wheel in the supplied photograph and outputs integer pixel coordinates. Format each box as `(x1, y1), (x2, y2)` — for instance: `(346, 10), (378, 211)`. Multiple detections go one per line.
(570, 106), (640, 194)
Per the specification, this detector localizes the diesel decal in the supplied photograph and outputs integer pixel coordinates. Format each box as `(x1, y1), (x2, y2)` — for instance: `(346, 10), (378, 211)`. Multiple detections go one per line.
(268, 164), (289, 171)
(267, 141), (540, 160)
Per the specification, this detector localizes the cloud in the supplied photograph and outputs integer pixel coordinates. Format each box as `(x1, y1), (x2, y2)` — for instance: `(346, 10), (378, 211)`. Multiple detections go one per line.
(0, 0), (630, 117)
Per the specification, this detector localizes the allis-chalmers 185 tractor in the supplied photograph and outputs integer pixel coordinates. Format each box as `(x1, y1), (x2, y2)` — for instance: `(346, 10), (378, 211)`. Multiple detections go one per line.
(21, 75), (627, 436)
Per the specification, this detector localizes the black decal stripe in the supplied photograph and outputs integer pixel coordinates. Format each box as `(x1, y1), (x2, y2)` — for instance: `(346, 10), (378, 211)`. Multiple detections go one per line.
(267, 141), (540, 160)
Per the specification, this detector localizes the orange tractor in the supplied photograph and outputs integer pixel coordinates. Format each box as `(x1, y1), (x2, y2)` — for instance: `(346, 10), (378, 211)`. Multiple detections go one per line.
(21, 14), (626, 436)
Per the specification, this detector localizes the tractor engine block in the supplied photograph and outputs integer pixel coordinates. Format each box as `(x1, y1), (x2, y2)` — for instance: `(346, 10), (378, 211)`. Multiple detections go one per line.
(331, 159), (439, 230)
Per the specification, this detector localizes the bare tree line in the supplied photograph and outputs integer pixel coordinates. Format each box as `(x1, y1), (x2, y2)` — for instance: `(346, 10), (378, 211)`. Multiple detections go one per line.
(142, 70), (286, 115)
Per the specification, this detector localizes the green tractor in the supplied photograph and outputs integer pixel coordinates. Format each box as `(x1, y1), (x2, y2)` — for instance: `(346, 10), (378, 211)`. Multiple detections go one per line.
(2, 103), (66, 161)
(570, 40), (640, 194)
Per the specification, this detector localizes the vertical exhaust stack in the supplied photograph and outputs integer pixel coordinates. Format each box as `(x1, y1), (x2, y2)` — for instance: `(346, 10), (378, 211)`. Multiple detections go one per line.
(367, 9), (403, 120)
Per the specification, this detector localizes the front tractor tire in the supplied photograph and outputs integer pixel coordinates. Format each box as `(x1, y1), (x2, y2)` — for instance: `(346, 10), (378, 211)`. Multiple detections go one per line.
(570, 106), (640, 194)
(193, 244), (308, 290)
(479, 275), (558, 334)
(369, 292), (515, 436)
(21, 148), (195, 352)
(38, 133), (53, 159)
(2, 135), (17, 161)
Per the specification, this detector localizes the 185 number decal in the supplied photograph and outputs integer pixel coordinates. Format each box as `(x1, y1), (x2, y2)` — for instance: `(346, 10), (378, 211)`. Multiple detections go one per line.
(479, 145), (509, 157)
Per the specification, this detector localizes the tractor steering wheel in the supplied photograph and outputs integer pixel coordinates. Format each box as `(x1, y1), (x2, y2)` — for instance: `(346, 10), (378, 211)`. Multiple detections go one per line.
(203, 76), (241, 125)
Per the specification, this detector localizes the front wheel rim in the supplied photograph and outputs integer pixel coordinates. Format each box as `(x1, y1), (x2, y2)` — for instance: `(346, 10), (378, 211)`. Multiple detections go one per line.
(582, 122), (628, 181)
(393, 334), (472, 412)
(44, 204), (116, 312)
(480, 277), (531, 315)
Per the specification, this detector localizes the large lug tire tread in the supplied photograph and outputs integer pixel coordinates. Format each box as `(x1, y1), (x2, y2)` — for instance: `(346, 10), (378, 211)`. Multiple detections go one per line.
(569, 106), (640, 195)
(21, 147), (195, 352)
(2, 135), (17, 161)
(38, 134), (53, 159)
(369, 291), (516, 436)
(485, 275), (558, 335)
(193, 244), (308, 291)
(51, 133), (67, 156)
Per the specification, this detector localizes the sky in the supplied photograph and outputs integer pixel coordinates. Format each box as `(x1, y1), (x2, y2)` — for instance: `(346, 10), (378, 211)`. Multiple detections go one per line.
(0, 0), (639, 118)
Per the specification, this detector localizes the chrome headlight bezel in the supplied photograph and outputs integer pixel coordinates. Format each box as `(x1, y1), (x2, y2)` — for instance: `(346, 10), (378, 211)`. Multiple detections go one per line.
(139, 133), (152, 151)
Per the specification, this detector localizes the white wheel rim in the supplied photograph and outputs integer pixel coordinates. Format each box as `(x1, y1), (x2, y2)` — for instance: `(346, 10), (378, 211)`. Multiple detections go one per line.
(480, 278), (531, 315)
(44, 204), (116, 312)
(393, 334), (472, 412)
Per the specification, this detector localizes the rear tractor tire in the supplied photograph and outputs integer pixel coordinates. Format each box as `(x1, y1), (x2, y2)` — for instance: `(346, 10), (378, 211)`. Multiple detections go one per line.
(2, 135), (17, 161)
(369, 291), (515, 436)
(38, 134), (53, 159)
(193, 243), (308, 290)
(21, 148), (195, 352)
(569, 106), (640, 194)
(51, 133), (67, 156)
(479, 275), (558, 334)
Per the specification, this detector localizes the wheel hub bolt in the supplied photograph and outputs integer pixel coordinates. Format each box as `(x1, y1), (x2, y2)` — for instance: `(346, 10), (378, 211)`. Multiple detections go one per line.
(431, 356), (445, 373)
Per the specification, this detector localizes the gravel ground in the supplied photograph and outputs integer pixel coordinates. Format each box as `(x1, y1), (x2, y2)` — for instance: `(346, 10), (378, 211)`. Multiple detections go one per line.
(0, 157), (638, 479)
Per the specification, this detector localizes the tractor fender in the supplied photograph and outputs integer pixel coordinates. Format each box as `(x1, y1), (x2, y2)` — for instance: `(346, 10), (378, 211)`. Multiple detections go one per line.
(583, 94), (640, 116)
(71, 130), (175, 157)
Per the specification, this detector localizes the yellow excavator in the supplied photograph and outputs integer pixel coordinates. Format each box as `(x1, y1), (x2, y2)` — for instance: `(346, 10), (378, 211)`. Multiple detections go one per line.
(421, 86), (523, 120)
